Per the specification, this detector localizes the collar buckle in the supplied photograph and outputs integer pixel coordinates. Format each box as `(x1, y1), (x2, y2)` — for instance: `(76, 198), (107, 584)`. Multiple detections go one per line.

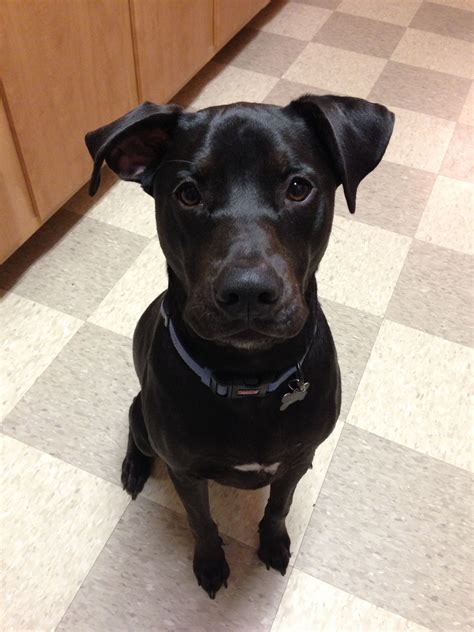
(210, 375), (270, 398)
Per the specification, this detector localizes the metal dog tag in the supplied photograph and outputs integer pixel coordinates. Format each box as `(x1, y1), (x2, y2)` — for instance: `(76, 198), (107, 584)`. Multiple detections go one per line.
(280, 379), (310, 411)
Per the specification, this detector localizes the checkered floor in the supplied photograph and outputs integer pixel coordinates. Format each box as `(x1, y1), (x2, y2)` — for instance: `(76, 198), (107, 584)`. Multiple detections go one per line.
(1, 1), (472, 630)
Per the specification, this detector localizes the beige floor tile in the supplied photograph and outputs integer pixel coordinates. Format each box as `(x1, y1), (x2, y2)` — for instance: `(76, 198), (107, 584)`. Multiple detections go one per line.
(1, 435), (129, 631)
(250, 1), (332, 41)
(285, 421), (343, 556)
(387, 239), (473, 347)
(297, 425), (473, 631)
(416, 175), (473, 255)
(0, 210), (148, 320)
(334, 161), (436, 236)
(294, 0), (341, 7)
(283, 42), (386, 97)
(58, 498), (288, 632)
(440, 123), (474, 182)
(347, 320), (473, 471)
(3, 323), (139, 486)
(214, 27), (306, 77)
(0, 291), (82, 421)
(142, 420), (343, 556)
(459, 81), (474, 125)
(321, 299), (382, 420)
(430, 0), (474, 10)
(64, 169), (157, 238)
(88, 239), (167, 338)
(314, 12), (405, 58)
(391, 28), (474, 80)
(369, 61), (472, 121)
(338, 0), (422, 26)
(384, 107), (455, 172)
(317, 216), (411, 316)
(174, 62), (278, 110)
(263, 78), (326, 105)
(410, 1), (474, 42)
(272, 569), (430, 632)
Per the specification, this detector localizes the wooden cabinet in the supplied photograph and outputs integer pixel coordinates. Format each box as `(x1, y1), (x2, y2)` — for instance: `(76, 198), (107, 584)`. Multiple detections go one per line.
(0, 95), (41, 263)
(214, 0), (269, 50)
(0, 0), (271, 262)
(131, 0), (214, 103)
(0, 0), (138, 220)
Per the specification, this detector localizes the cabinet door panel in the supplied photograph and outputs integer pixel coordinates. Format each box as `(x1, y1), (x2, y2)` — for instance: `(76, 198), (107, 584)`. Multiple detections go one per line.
(0, 96), (40, 263)
(0, 0), (138, 219)
(132, 0), (214, 103)
(214, 0), (269, 50)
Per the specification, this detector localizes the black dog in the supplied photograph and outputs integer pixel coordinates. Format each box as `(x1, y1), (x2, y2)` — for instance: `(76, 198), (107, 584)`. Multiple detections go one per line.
(85, 95), (394, 598)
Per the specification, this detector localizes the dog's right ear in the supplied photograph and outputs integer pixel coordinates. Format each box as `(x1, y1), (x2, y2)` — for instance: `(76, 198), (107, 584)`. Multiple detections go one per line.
(85, 102), (182, 196)
(287, 95), (394, 214)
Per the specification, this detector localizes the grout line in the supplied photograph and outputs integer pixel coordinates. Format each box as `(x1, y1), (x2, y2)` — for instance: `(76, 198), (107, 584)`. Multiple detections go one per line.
(270, 420), (349, 627)
(55, 496), (131, 630)
(383, 314), (474, 349)
(382, 235), (413, 320)
(294, 567), (437, 632)
(63, 202), (157, 241)
(345, 420), (473, 474)
(292, 420), (346, 565)
(269, 564), (296, 632)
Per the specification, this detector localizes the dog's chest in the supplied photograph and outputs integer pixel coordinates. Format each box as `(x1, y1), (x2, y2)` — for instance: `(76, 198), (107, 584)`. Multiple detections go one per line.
(181, 403), (318, 486)
(145, 349), (336, 481)
(194, 431), (308, 489)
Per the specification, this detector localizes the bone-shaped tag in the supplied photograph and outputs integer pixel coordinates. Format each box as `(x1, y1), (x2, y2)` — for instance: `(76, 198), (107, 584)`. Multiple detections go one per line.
(280, 381), (310, 411)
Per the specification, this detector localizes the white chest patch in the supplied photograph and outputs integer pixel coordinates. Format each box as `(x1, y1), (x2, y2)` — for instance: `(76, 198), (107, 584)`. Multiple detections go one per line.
(234, 462), (280, 474)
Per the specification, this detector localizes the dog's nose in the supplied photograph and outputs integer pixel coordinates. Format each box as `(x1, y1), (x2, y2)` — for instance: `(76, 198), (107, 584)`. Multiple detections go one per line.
(214, 266), (282, 318)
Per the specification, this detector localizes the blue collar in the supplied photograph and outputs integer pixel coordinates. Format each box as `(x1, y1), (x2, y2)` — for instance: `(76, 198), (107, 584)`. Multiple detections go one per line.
(160, 294), (315, 399)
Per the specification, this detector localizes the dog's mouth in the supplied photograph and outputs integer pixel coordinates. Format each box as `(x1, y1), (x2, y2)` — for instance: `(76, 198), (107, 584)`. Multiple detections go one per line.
(184, 301), (308, 351)
(220, 328), (278, 351)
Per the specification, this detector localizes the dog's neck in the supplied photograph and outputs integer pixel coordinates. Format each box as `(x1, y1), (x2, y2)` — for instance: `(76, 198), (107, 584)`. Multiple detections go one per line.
(164, 272), (320, 376)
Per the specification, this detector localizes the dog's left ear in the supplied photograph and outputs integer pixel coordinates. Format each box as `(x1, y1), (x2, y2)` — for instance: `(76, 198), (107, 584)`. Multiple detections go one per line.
(85, 101), (182, 196)
(288, 95), (394, 213)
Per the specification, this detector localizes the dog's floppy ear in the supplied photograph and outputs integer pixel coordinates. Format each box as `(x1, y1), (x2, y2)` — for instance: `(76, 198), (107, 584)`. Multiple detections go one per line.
(85, 101), (182, 196)
(288, 95), (394, 213)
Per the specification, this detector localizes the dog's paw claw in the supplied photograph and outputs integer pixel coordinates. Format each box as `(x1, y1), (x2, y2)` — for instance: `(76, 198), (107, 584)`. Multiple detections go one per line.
(258, 528), (291, 576)
(121, 454), (152, 500)
(194, 547), (230, 599)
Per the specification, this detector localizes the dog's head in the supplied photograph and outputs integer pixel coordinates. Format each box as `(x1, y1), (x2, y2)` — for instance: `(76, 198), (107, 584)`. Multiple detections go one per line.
(86, 96), (393, 350)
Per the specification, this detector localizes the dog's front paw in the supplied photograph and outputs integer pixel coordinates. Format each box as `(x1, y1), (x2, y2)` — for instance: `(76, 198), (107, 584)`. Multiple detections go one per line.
(258, 525), (291, 576)
(193, 546), (230, 599)
(121, 453), (152, 500)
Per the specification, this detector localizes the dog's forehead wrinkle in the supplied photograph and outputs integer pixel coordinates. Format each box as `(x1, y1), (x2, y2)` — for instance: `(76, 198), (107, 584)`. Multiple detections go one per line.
(171, 108), (318, 186)
(197, 107), (297, 162)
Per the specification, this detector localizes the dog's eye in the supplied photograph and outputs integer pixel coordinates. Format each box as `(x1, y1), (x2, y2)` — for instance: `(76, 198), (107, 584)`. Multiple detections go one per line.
(175, 182), (202, 207)
(287, 177), (312, 202)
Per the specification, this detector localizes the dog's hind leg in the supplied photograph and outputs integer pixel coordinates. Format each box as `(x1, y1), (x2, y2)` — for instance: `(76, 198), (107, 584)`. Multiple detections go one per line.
(121, 393), (154, 500)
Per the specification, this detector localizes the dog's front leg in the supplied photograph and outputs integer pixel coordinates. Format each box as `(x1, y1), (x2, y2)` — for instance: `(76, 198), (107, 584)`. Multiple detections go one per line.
(168, 467), (229, 598)
(258, 459), (313, 576)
